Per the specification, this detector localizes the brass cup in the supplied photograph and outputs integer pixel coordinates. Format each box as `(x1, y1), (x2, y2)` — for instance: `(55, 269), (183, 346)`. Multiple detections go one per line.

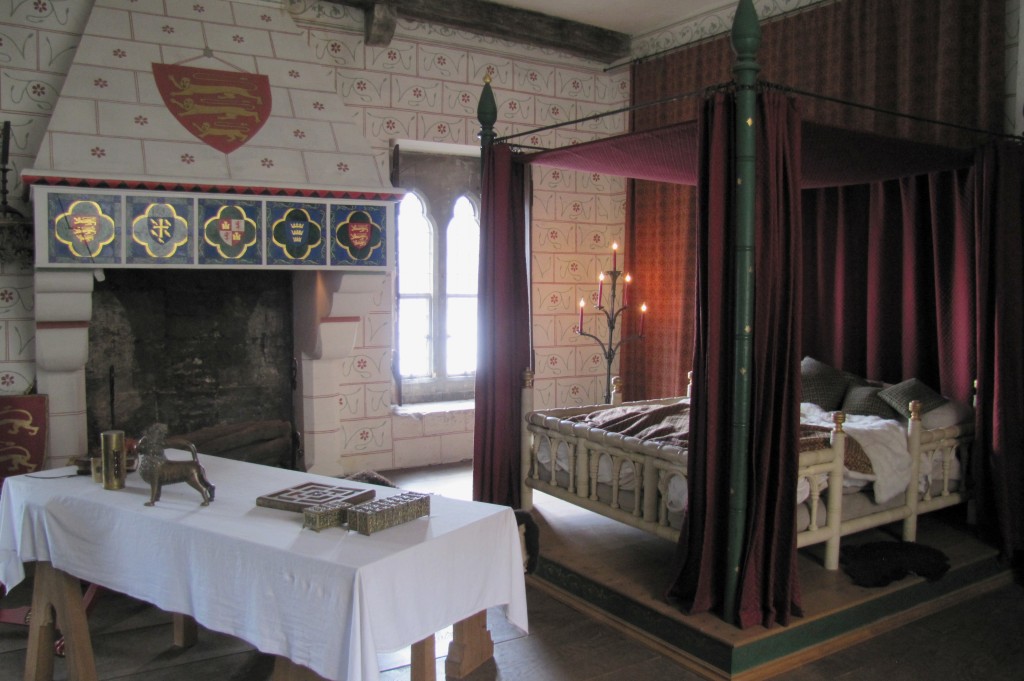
(101, 430), (127, 490)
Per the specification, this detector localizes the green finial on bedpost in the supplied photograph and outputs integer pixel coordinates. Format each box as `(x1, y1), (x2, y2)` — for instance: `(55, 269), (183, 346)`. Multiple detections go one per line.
(478, 73), (497, 149)
(724, 0), (761, 628)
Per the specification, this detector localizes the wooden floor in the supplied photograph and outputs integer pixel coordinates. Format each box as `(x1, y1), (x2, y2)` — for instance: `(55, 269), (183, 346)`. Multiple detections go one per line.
(1, 461), (1022, 681)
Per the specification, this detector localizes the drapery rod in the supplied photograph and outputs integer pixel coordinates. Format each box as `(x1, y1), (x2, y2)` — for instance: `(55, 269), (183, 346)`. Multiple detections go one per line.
(493, 78), (1023, 149)
(762, 81), (1024, 142)
(491, 82), (728, 145)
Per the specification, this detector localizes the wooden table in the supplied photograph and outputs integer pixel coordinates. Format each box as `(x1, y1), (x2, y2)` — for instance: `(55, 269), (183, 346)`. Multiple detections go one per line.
(1, 455), (528, 681)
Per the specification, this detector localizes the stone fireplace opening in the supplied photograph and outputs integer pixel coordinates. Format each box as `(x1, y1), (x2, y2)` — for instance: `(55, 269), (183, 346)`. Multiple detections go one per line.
(85, 268), (294, 447)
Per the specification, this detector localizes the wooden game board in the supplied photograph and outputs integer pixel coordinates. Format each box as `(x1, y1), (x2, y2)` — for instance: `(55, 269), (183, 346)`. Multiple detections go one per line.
(256, 482), (375, 512)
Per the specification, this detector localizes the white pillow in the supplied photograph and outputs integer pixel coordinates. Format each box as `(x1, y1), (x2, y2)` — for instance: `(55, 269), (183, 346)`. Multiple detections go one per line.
(920, 399), (974, 430)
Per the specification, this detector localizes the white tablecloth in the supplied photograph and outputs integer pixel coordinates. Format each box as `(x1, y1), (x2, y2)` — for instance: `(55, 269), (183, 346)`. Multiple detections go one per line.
(0, 454), (528, 681)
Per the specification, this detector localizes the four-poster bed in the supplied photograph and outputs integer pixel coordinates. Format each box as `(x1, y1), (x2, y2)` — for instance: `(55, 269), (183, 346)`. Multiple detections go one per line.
(472, 0), (1024, 630)
(519, 375), (974, 571)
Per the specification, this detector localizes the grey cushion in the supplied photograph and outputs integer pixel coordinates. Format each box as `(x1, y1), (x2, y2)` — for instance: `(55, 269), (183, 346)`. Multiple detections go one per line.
(878, 378), (947, 419)
(841, 385), (900, 420)
(800, 356), (849, 411)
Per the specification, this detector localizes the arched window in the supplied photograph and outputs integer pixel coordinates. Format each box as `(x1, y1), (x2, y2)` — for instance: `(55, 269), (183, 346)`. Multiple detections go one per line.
(393, 145), (481, 404)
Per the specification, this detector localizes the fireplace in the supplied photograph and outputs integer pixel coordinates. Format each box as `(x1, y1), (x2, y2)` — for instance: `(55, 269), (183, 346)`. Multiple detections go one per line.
(24, 0), (400, 474)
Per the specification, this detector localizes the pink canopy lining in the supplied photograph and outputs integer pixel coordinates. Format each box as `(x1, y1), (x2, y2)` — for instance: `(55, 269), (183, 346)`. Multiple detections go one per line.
(523, 120), (974, 188)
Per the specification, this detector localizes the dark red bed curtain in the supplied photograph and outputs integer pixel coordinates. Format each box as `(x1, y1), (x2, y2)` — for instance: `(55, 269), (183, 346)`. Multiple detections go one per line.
(668, 91), (804, 628)
(973, 142), (1024, 560)
(472, 143), (531, 507)
(800, 168), (976, 404)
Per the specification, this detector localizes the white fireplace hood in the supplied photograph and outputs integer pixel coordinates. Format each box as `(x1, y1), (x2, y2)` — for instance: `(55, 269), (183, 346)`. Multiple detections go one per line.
(25, 0), (401, 272)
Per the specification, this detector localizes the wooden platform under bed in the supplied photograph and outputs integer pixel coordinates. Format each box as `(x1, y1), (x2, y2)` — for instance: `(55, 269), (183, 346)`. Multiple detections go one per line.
(525, 490), (1007, 681)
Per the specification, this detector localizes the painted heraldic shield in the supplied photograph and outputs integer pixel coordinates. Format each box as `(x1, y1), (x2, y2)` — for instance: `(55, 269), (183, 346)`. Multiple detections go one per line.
(153, 64), (271, 153)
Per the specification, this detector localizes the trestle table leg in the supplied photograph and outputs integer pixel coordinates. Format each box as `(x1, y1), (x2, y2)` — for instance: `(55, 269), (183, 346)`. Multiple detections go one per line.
(24, 561), (96, 681)
(445, 611), (494, 679)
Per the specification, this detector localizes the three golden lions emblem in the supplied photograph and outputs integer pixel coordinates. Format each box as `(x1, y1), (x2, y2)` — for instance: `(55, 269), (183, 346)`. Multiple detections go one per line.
(153, 64), (271, 154)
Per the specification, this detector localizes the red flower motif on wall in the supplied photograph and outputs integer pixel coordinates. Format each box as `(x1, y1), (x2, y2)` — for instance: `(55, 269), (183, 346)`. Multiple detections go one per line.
(261, 14), (271, 22)
(162, 25), (174, 34)
(289, 70), (300, 78)
(0, 290), (13, 303)
(359, 430), (370, 441)
(356, 358), (368, 370)
(113, 48), (126, 58)
(293, 129), (306, 139)
(337, 162), (349, 172)
(181, 154), (195, 164)
(313, 101), (325, 110)
(1, 374), (14, 387)
(193, 4), (205, 13)
(330, 42), (342, 54)
(261, 158), (274, 168)
(548, 356), (559, 367)
(134, 115), (148, 125)
(436, 123), (447, 135)
(93, 79), (107, 89)
(91, 147), (106, 158)
(232, 35), (244, 44)
(549, 293), (559, 305)
(549, 230), (559, 240)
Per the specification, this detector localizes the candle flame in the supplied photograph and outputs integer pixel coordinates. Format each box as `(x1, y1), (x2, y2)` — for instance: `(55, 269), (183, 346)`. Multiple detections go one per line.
(641, 303), (648, 312)
(580, 298), (586, 308)
(598, 272), (605, 281)
(624, 273), (632, 283)
(611, 242), (618, 250)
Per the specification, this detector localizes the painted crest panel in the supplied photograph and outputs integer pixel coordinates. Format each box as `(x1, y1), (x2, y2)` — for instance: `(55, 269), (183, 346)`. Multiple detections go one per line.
(331, 204), (387, 267)
(267, 201), (327, 266)
(198, 197), (263, 265)
(127, 195), (194, 265)
(46, 192), (121, 265)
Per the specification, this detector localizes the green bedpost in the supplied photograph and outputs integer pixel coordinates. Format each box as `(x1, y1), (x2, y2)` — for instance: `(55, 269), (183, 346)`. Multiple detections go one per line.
(724, 0), (761, 626)
(478, 73), (497, 152)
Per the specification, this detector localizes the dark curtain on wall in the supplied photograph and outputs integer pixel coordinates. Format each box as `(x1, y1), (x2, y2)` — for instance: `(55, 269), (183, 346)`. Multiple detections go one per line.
(667, 91), (805, 628)
(472, 143), (531, 507)
(623, 0), (1004, 402)
(800, 168), (976, 404)
(973, 143), (1024, 559)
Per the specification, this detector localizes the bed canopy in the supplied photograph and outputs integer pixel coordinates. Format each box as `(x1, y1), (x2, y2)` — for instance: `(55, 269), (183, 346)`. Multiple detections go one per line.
(472, 0), (1024, 630)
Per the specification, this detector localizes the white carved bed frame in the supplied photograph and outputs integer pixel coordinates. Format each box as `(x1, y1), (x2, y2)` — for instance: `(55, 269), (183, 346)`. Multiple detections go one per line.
(519, 374), (973, 570)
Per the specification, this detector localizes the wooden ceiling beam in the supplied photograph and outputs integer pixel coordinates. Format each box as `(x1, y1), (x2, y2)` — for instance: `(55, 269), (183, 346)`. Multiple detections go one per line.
(324, 0), (632, 63)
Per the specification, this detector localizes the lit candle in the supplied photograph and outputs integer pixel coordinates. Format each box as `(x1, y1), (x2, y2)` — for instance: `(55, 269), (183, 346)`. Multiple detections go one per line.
(578, 298), (585, 332)
(639, 302), (647, 336)
(611, 241), (618, 271)
(1, 121), (9, 168)
(597, 272), (604, 308)
(623, 273), (631, 306)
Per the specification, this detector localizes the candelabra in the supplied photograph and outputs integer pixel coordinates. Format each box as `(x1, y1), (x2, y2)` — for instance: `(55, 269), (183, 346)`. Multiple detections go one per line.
(576, 243), (647, 404)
